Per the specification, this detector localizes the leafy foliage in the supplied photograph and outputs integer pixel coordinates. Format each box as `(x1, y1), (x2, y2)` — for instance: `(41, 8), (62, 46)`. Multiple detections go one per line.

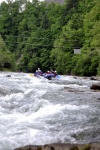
(0, 0), (99, 76)
(0, 36), (16, 71)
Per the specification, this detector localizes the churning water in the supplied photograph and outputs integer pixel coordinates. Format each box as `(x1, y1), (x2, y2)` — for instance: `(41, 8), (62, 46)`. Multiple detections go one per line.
(0, 72), (100, 150)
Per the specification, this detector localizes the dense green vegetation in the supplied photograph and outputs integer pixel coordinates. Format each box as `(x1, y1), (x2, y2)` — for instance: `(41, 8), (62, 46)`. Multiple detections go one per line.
(0, 35), (16, 71)
(0, 0), (100, 75)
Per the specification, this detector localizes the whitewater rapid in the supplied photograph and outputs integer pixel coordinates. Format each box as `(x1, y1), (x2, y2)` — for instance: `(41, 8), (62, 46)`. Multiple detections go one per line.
(0, 72), (100, 150)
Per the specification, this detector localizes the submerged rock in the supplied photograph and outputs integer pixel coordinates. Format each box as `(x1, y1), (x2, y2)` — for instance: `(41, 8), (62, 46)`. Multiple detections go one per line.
(6, 74), (11, 77)
(64, 87), (84, 92)
(90, 76), (100, 81)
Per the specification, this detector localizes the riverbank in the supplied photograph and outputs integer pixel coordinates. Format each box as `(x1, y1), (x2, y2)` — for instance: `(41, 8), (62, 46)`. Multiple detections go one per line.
(14, 143), (100, 150)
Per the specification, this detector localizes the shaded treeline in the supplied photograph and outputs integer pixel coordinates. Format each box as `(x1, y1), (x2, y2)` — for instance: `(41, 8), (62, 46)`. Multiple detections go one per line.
(0, 0), (100, 75)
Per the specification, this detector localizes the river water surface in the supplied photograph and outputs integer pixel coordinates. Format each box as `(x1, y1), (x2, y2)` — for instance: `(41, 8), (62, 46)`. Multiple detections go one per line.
(0, 72), (100, 150)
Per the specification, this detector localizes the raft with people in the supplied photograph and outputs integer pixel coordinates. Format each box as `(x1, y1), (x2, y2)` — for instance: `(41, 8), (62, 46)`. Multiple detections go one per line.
(34, 68), (60, 80)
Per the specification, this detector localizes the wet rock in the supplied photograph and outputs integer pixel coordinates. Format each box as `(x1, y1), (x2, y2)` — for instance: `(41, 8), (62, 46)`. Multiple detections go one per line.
(73, 77), (77, 79)
(64, 87), (84, 92)
(14, 143), (100, 150)
(90, 76), (100, 81)
(90, 77), (97, 80)
(6, 75), (11, 77)
(90, 84), (100, 90)
(14, 145), (39, 150)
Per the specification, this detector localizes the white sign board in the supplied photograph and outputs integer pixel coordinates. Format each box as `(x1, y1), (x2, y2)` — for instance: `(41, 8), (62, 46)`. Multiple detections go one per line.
(74, 49), (81, 54)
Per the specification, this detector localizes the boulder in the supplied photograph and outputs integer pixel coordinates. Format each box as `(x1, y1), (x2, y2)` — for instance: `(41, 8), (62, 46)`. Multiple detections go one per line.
(14, 143), (100, 150)
(90, 84), (100, 90)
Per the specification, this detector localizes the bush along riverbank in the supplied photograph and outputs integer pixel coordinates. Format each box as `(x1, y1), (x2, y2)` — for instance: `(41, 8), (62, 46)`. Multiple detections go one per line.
(14, 143), (100, 150)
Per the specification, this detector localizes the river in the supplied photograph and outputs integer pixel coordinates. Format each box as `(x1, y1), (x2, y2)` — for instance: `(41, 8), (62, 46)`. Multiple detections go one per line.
(0, 72), (100, 150)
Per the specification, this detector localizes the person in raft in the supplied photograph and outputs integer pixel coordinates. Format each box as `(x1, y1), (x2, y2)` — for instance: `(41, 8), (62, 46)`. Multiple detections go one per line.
(45, 70), (58, 77)
(51, 70), (58, 77)
(34, 68), (43, 76)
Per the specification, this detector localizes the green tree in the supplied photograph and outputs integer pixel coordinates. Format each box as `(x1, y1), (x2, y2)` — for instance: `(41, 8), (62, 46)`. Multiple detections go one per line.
(0, 35), (16, 71)
(82, 0), (100, 75)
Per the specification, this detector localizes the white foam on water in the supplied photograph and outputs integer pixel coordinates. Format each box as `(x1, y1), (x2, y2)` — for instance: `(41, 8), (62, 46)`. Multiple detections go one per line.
(0, 93), (24, 101)
(63, 104), (89, 110)
(59, 75), (79, 82)
(0, 72), (100, 149)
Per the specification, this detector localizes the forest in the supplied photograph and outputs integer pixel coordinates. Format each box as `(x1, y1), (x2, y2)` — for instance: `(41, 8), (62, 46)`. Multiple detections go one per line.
(0, 0), (100, 76)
